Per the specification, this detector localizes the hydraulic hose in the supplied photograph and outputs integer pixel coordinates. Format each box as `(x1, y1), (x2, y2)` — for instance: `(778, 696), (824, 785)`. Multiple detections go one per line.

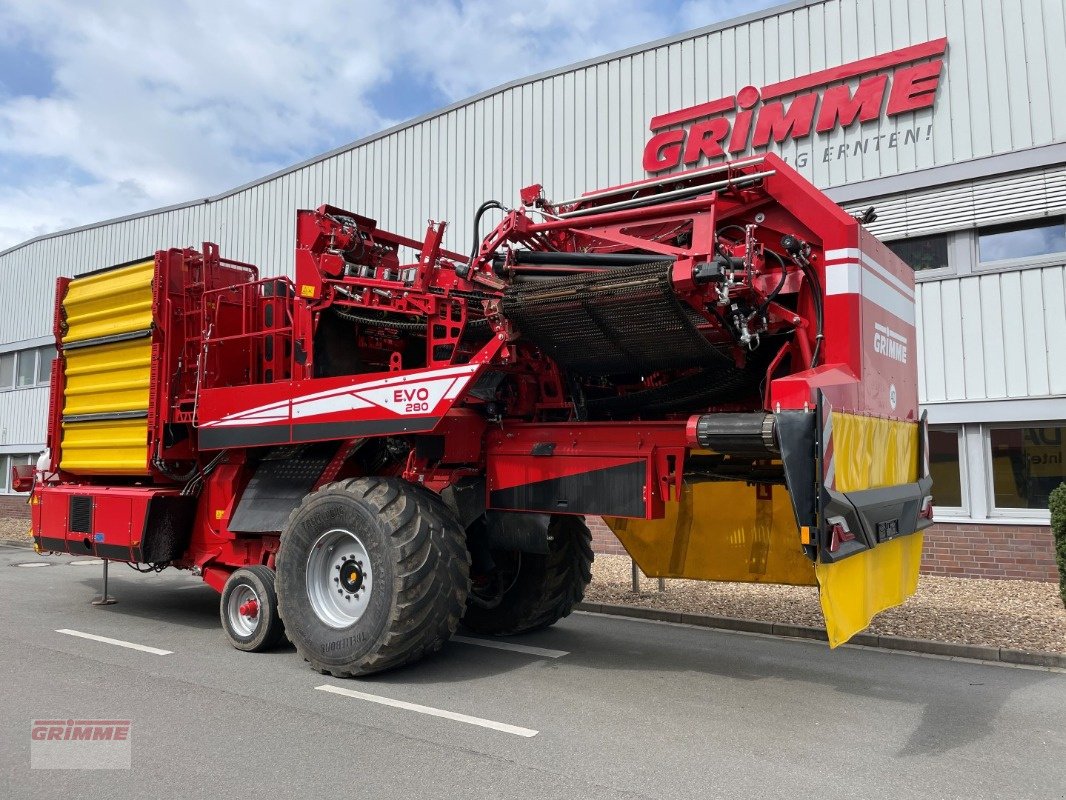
(752, 248), (789, 320)
(458, 200), (505, 278)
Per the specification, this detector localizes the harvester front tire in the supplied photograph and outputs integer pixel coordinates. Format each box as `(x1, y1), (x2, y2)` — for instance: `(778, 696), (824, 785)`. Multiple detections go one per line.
(462, 515), (593, 636)
(276, 477), (470, 677)
(220, 566), (286, 652)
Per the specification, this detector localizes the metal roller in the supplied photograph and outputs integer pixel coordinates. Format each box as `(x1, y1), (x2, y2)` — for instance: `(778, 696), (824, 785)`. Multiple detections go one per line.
(686, 412), (778, 457)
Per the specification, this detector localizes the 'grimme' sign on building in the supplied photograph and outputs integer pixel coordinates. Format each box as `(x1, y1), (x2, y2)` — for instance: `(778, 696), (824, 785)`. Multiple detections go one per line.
(643, 38), (947, 172)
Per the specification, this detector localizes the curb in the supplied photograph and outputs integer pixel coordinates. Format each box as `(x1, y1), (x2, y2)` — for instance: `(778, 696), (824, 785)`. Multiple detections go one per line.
(0, 538), (33, 549)
(575, 601), (1066, 669)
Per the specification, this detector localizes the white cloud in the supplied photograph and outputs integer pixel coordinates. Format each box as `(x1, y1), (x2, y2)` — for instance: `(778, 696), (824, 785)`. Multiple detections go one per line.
(0, 0), (770, 251)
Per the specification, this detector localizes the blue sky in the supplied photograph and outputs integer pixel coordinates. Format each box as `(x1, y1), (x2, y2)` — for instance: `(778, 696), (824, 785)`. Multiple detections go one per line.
(0, 0), (775, 250)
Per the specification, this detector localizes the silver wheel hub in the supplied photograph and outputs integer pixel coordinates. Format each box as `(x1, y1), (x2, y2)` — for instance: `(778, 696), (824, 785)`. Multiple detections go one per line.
(227, 584), (260, 638)
(306, 528), (373, 629)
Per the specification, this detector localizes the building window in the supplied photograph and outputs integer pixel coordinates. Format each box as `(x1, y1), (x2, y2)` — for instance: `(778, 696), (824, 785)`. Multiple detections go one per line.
(0, 352), (13, 389)
(15, 350), (37, 387)
(928, 427), (964, 509)
(978, 217), (1066, 263)
(988, 424), (1065, 511)
(887, 234), (950, 272)
(1, 453), (35, 494)
(35, 345), (55, 386)
(0, 345), (55, 391)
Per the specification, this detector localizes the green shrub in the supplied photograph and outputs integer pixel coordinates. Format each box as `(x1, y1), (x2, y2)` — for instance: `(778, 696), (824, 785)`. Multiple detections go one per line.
(1050, 482), (1066, 609)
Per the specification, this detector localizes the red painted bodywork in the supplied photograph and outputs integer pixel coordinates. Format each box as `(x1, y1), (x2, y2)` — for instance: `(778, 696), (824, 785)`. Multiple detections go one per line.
(25, 154), (919, 591)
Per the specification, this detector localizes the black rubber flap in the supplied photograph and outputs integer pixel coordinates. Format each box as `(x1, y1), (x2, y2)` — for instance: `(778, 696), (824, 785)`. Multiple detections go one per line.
(229, 451), (330, 533)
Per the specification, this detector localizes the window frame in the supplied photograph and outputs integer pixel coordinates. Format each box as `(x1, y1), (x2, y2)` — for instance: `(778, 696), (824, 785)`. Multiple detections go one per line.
(974, 214), (1066, 273)
(983, 422), (1065, 520)
(14, 349), (38, 388)
(928, 424), (968, 517)
(0, 453), (35, 495)
(885, 232), (953, 278)
(35, 345), (55, 387)
(0, 343), (56, 393)
(0, 351), (14, 391)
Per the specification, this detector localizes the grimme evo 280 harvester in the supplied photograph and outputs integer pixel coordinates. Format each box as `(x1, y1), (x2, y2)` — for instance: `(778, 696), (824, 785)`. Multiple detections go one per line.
(15, 153), (932, 675)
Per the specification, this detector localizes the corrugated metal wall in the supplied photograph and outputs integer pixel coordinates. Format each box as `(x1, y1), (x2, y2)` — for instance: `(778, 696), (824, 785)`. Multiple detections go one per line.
(0, 387), (48, 448)
(916, 265), (1066, 403)
(852, 164), (1066, 240)
(2, 0), (1066, 446)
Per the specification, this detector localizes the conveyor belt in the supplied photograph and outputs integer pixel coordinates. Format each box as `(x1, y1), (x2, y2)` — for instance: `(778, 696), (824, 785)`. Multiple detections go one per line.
(502, 261), (727, 376)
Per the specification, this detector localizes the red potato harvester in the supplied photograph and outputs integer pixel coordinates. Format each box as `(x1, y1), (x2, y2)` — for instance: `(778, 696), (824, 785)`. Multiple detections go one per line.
(14, 154), (932, 675)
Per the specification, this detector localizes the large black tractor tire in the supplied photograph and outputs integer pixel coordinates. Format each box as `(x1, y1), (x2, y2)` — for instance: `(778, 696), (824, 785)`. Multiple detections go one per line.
(220, 565), (287, 652)
(462, 515), (593, 636)
(275, 477), (469, 677)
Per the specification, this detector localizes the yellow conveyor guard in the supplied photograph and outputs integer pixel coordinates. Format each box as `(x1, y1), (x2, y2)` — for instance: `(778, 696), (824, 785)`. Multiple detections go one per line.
(59, 259), (155, 475)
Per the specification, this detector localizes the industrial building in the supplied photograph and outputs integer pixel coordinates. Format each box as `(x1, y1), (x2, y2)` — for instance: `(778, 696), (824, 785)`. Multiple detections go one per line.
(2, 0), (1063, 580)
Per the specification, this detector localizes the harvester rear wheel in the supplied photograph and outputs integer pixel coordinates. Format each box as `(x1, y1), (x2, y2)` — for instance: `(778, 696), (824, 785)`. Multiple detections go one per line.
(275, 477), (469, 677)
(220, 566), (286, 652)
(462, 516), (593, 636)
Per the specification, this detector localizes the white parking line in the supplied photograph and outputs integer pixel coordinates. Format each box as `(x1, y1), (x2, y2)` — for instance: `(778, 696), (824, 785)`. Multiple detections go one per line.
(56, 629), (173, 656)
(68, 559), (105, 567)
(315, 684), (538, 737)
(451, 636), (568, 659)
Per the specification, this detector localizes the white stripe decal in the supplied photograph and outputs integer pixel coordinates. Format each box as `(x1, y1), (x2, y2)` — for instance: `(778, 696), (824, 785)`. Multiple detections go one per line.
(860, 254), (914, 300)
(443, 376), (467, 400)
(861, 269), (916, 326)
(57, 629), (172, 655)
(206, 364), (480, 426)
(315, 685), (538, 737)
(824, 248), (860, 261)
(291, 394), (372, 419)
(825, 262), (861, 295)
(825, 262), (915, 325)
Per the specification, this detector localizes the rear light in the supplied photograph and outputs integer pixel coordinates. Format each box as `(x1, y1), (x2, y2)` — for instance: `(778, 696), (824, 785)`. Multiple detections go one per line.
(918, 495), (934, 520)
(827, 516), (855, 552)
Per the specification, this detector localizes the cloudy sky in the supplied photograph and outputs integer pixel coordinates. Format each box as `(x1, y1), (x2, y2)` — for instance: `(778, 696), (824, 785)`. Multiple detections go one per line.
(0, 0), (774, 251)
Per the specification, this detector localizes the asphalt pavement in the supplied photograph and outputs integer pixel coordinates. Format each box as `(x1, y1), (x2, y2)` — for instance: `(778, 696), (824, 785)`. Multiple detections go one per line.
(1, 542), (1063, 800)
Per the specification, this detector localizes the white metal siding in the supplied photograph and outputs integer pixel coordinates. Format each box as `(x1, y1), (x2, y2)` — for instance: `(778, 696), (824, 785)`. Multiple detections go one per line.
(1, 0), (1065, 445)
(0, 387), (49, 448)
(916, 264), (1066, 403)
(850, 163), (1066, 239)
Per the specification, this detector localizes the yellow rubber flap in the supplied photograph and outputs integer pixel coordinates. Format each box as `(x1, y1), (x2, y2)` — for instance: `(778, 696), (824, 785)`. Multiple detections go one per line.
(817, 411), (923, 646)
(62, 259), (154, 344)
(606, 481), (816, 586)
(831, 412), (917, 491)
(62, 336), (152, 417)
(60, 418), (150, 475)
(816, 532), (923, 647)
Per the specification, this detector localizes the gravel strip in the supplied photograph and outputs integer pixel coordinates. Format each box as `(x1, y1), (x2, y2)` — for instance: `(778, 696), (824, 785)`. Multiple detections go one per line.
(0, 517), (31, 541)
(587, 553), (1066, 655)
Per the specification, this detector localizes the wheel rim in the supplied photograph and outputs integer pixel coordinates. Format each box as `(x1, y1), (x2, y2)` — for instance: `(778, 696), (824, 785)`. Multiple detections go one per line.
(306, 528), (373, 629)
(227, 584), (260, 638)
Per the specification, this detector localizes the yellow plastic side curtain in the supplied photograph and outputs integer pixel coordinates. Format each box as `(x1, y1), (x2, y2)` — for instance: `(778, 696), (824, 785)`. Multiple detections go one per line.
(815, 406), (922, 647)
(605, 480), (817, 586)
(59, 259), (155, 475)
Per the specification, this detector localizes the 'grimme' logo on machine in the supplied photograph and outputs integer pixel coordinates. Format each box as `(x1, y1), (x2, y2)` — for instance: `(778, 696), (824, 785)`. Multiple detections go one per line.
(873, 323), (908, 364)
(643, 38), (947, 173)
